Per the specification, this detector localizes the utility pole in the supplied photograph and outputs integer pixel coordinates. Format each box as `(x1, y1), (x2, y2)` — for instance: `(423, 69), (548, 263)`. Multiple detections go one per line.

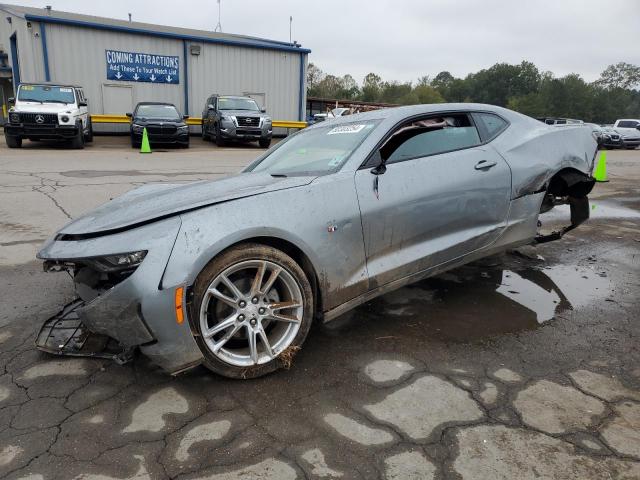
(214, 0), (222, 32)
(289, 16), (292, 44)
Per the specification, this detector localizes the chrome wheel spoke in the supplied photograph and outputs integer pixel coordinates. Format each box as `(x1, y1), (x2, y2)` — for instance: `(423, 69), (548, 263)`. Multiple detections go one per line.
(209, 288), (237, 308)
(220, 274), (244, 301)
(270, 300), (302, 311)
(204, 315), (237, 338)
(212, 323), (242, 353)
(258, 328), (274, 359)
(261, 266), (282, 295)
(250, 261), (267, 296)
(267, 313), (301, 324)
(247, 327), (259, 364)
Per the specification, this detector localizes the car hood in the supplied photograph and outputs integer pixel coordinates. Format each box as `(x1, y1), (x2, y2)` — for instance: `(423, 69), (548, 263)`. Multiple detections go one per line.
(133, 118), (185, 126)
(12, 103), (74, 113)
(615, 127), (640, 137)
(58, 172), (315, 236)
(220, 110), (265, 118)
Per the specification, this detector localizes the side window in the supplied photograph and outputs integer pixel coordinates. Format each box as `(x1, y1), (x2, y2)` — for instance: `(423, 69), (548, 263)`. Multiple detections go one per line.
(472, 112), (508, 142)
(382, 114), (481, 164)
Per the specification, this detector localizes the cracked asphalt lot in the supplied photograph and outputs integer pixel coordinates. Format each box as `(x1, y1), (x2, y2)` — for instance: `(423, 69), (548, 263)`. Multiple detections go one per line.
(1, 137), (639, 479)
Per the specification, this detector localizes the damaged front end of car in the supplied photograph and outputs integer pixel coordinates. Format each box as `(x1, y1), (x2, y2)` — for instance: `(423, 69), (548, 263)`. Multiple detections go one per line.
(35, 216), (205, 373)
(37, 251), (149, 363)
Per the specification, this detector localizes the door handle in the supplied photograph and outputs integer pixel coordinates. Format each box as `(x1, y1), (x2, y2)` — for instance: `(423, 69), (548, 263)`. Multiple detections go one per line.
(475, 160), (497, 170)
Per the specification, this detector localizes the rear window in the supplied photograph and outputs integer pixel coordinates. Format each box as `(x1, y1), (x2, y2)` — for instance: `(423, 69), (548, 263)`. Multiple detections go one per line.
(472, 112), (509, 141)
(617, 120), (639, 128)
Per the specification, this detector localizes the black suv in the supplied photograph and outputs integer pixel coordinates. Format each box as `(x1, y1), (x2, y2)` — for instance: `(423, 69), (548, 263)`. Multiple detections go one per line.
(201, 95), (272, 148)
(127, 102), (189, 148)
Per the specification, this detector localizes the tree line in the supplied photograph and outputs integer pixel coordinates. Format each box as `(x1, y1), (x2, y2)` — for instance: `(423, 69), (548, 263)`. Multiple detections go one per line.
(307, 61), (640, 124)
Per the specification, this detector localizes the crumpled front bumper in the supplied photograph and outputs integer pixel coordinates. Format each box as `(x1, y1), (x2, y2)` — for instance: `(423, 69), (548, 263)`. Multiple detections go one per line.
(37, 216), (204, 373)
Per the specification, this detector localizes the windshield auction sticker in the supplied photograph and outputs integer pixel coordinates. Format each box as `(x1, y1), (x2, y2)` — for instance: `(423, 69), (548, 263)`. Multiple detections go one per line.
(327, 124), (367, 135)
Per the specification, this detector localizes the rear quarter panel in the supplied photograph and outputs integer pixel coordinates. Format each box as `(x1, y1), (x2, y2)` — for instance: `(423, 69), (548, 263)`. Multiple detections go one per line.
(492, 116), (597, 199)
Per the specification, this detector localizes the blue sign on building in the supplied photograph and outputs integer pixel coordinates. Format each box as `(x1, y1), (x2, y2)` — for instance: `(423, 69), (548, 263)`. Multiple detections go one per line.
(106, 50), (179, 84)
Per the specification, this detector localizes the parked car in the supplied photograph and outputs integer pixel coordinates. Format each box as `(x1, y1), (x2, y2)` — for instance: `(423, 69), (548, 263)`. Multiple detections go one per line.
(613, 119), (640, 149)
(4, 82), (92, 149)
(201, 95), (272, 148)
(36, 104), (597, 379)
(127, 103), (189, 148)
(589, 124), (623, 149)
(537, 117), (584, 126)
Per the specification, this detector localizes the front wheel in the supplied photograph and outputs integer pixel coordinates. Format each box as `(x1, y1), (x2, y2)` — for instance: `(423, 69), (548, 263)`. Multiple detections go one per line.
(70, 124), (85, 149)
(259, 137), (271, 148)
(214, 125), (226, 147)
(192, 243), (314, 379)
(5, 135), (22, 148)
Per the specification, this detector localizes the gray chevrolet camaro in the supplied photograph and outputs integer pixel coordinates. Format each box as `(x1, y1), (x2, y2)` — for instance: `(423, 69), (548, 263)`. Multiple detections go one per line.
(37, 103), (598, 378)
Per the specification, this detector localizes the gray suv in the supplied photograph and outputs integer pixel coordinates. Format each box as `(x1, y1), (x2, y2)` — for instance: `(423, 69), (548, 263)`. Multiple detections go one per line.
(201, 95), (272, 148)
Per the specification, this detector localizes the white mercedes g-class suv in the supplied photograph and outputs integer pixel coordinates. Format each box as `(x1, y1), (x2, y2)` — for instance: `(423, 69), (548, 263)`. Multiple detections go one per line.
(5, 83), (93, 149)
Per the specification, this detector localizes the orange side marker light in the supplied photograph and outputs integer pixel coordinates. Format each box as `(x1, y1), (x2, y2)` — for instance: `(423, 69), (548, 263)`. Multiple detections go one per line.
(175, 286), (185, 324)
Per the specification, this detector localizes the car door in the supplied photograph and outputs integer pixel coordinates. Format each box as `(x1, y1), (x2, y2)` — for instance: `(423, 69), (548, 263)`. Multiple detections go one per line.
(76, 88), (89, 129)
(354, 112), (512, 288)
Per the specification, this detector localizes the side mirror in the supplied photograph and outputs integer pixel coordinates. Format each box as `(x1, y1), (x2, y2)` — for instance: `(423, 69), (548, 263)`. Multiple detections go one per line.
(8, 97), (15, 104)
(207, 104), (214, 110)
(260, 108), (266, 113)
(636, 125), (640, 131)
(369, 151), (386, 175)
(78, 101), (87, 107)
(183, 115), (189, 120)
(125, 112), (132, 118)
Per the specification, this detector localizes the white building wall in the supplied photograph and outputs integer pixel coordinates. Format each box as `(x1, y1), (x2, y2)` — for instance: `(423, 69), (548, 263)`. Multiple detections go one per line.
(186, 42), (305, 121)
(43, 23), (184, 115)
(0, 10), (307, 127)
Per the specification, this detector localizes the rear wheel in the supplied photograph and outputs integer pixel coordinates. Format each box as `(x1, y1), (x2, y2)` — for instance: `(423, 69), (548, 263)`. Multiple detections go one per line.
(192, 243), (314, 379)
(5, 135), (22, 148)
(84, 118), (94, 143)
(202, 122), (211, 141)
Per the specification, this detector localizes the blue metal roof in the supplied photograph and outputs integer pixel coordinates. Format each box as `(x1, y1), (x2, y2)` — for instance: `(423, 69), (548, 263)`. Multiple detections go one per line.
(23, 13), (311, 54)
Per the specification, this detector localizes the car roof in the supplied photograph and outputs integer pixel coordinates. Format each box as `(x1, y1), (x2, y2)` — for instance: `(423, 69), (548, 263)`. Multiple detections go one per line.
(135, 102), (177, 107)
(19, 82), (83, 88)
(306, 103), (527, 128)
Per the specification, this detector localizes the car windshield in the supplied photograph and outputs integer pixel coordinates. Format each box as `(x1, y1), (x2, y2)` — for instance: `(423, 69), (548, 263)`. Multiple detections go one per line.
(136, 104), (180, 119)
(218, 97), (260, 111)
(18, 85), (76, 104)
(249, 121), (379, 176)
(617, 121), (639, 128)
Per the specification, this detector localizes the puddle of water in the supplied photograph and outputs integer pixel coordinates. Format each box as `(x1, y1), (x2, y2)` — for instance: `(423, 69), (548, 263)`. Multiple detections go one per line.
(541, 201), (640, 221)
(497, 265), (611, 323)
(362, 258), (614, 342)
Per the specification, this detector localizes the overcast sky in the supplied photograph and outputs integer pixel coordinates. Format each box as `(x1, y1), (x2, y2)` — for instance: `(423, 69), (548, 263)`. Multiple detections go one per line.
(10, 0), (640, 84)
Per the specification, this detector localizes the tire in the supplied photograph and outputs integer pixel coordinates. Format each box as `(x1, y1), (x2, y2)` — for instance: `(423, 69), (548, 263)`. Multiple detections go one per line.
(259, 137), (272, 148)
(70, 124), (85, 149)
(214, 124), (226, 147)
(5, 135), (22, 148)
(191, 243), (314, 379)
(84, 118), (94, 143)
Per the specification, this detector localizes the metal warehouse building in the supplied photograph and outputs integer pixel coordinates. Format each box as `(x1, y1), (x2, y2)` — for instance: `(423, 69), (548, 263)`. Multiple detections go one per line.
(0, 4), (309, 128)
